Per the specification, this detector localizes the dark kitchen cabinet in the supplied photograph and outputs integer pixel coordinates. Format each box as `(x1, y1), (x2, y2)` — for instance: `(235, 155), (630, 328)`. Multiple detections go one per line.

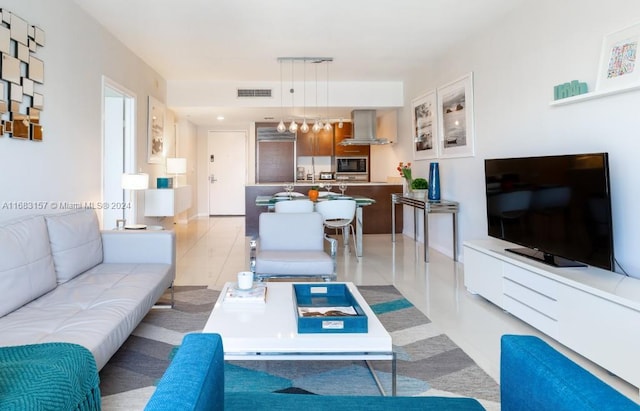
(255, 123), (296, 183)
(334, 123), (370, 156)
(256, 140), (295, 182)
(297, 127), (333, 156)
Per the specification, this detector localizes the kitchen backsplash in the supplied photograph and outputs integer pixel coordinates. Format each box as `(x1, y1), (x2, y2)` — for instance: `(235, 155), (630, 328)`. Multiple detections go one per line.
(296, 155), (333, 177)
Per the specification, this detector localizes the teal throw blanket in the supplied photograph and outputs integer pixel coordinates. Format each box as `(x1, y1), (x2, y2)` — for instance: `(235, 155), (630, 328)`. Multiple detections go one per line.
(0, 342), (101, 410)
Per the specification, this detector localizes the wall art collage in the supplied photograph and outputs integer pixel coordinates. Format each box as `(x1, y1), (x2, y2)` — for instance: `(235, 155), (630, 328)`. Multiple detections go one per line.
(0, 9), (45, 141)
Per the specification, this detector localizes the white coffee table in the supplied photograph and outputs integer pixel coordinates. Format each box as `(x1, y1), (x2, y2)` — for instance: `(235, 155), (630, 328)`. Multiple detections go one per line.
(203, 282), (396, 395)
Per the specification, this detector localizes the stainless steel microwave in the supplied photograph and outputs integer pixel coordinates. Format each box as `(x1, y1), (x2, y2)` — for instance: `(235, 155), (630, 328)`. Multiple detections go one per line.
(335, 157), (368, 177)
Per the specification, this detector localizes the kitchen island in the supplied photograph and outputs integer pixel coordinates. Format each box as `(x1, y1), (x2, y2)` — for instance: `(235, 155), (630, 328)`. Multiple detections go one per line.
(245, 183), (402, 237)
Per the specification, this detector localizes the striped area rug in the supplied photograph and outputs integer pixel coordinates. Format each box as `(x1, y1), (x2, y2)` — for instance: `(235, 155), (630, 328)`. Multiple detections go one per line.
(99, 286), (500, 410)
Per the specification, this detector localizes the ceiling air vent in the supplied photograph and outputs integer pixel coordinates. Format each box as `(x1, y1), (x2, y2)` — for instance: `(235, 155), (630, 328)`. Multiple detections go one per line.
(237, 88), (272, 98)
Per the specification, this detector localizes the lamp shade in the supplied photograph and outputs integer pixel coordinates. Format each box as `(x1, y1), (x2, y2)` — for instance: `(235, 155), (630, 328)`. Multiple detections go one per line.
(121, 173), (149, 190)
(166, 157), (187, 174)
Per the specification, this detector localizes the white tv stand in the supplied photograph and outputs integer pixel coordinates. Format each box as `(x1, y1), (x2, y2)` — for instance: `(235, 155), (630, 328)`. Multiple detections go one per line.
(464, 238), (640, 394)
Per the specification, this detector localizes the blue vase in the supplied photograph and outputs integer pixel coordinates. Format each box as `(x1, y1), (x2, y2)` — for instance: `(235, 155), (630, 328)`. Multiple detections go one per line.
(428, 162), (440, 201)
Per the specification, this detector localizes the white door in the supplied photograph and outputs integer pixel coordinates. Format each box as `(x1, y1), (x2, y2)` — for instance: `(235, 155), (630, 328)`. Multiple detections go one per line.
(102, 79), (135, 229)
(208, 131), (247, 215)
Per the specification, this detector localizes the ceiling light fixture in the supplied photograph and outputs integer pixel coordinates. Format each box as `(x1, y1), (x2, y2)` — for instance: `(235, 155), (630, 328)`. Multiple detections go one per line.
(277, 59), (286, 133)
(276, 57), (333, 134)
(300, 59), (309, 133)
(324, 61), (332, 132)
(288, 60), (298, 133)
(312, 62), (323, 133)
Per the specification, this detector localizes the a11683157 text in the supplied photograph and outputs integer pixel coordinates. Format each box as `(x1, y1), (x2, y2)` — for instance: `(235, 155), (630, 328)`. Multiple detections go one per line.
(1, 201), (132, 210)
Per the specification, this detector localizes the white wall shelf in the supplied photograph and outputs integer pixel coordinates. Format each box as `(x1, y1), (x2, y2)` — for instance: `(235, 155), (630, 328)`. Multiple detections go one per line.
(549, 84), (640, 106)
(464, 238), (640, 394)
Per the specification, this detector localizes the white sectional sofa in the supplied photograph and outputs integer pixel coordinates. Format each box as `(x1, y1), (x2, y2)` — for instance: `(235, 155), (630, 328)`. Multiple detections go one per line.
(0, 208), (175, 370)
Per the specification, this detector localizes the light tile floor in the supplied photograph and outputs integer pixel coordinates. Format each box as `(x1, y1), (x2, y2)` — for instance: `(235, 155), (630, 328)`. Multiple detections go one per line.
(172, 216), (638, 403)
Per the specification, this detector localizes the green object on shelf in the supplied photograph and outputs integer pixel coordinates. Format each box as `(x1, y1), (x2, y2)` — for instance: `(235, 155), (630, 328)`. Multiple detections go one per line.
(554, 80), (588, 100)
(411, 178), (428, 190)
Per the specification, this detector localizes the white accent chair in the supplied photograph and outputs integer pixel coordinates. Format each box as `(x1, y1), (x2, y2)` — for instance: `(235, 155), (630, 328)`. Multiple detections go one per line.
(315, 199), (358, 260)
(274, 199), (314, 213)
(250, 212), (337, 281)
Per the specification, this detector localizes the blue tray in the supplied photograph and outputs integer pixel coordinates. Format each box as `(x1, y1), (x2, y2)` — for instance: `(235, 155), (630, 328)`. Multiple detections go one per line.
(293, 284), (368, 333)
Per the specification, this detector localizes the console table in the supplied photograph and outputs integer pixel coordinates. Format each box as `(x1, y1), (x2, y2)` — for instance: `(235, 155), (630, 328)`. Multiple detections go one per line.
(464, 238), (640, 396)
(144, 185), (192, 220)
(391, 194), (459, 262)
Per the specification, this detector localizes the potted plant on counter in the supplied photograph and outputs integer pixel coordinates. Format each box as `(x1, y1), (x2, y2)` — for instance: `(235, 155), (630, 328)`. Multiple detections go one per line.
(411, 178), (429, 198)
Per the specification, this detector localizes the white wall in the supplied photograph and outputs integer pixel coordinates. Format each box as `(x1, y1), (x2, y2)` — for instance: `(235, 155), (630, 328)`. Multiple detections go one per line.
(169, 80), (404, 111)
(0, 0), (167, 226)
(397, 0), (640, 278)
(176, 119), (198, 221)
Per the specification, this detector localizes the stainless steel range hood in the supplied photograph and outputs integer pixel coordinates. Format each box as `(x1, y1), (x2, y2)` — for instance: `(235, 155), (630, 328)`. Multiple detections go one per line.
(338, 110), (392, 146)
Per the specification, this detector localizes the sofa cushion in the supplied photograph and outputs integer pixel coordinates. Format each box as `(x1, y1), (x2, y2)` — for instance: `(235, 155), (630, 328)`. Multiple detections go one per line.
(45, 209), (103, 284)
(145, 333), (224, 411)
(255, 250), (334, 275)
(500, 334), (640, 411)
(0, 262), (175, 370)
(0, 215), (57, 317)
(225, 393), (485, 411)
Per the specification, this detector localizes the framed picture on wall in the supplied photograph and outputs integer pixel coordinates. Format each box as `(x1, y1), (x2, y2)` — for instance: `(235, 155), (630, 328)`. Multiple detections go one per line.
(147, 95), (165, 164)
(596, 22), (640, 92)
(412, 90), (438, 160)
(437, 72), (475, 158)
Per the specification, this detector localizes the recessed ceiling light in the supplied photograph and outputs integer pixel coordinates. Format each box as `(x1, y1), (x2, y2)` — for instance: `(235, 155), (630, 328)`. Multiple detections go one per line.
(216, 115), (225, 121)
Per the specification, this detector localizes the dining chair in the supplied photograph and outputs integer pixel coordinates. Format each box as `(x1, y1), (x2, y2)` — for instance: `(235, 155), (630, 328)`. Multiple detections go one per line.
(315, 199), (358, 260)
(274, 199), (314, 213)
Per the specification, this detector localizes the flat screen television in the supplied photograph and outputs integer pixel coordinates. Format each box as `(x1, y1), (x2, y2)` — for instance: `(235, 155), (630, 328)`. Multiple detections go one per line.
(484, 152), (614, 270)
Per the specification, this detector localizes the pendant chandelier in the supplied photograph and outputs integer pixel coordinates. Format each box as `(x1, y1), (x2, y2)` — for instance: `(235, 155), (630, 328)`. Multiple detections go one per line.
(277, 60), (286, 133)
(300, 59), (309, 133)
(276, 57), (333, 133)
(288, 60), (298, 133)
(324, 61), (332, 132)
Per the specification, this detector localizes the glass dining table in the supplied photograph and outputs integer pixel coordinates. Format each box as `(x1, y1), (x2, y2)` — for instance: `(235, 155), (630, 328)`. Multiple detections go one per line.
(255, 194), (376, 257)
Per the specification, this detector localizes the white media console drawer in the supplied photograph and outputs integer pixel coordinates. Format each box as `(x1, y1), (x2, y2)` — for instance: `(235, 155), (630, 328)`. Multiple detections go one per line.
(464, 238), (640, 394)
(502, 263), (559, 301)
(502, 264), (559, 336)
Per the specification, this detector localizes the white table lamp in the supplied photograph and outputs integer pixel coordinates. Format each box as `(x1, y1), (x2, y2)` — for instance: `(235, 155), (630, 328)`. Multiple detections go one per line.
(120, 172), (149, 229)
(166, 157), (187, 186)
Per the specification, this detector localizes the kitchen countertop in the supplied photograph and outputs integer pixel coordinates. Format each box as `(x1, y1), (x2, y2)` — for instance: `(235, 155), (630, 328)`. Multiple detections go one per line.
(248, 182), (400, 186)
(245, 183), (403, 237)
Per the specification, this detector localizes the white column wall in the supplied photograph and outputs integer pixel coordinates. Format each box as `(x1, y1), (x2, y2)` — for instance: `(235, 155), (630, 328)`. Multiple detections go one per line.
(0, 0), (167, 223)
